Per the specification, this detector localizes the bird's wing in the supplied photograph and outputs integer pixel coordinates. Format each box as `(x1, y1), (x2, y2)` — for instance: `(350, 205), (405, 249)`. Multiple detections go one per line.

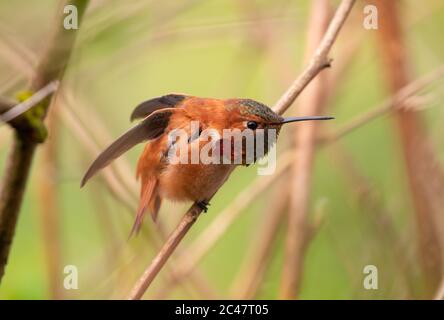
(130, 94), (188, 121)
(81, 108), (177, 187)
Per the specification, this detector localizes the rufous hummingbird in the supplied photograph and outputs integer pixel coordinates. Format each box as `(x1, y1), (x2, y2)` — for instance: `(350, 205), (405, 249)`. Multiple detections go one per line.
(81, 94), (333, 234)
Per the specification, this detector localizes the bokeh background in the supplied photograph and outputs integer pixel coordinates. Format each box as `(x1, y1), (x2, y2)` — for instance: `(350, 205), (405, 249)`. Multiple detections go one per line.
(0, 0), (444, 299)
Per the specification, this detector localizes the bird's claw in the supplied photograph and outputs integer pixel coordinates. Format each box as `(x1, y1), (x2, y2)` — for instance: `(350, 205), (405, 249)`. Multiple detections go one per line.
(196, 200), (210, 213)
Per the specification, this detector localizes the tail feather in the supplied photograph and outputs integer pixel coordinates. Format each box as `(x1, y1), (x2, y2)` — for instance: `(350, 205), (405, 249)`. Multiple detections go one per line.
(129, 176), (159, 237)
(149, 195), (162, 222)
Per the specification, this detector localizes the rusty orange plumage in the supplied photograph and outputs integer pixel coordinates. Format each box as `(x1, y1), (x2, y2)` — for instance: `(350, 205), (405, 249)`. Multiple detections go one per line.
(81, 94), (333, 235)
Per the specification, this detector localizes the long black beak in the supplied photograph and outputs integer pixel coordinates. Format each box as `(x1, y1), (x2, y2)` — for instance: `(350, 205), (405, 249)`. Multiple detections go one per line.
(280, 116), (334, 124)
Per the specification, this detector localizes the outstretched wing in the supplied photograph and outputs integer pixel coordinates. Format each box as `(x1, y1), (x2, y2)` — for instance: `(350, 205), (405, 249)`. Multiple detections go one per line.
(81, 109), (175, 187)
(130, 94), (188, 121)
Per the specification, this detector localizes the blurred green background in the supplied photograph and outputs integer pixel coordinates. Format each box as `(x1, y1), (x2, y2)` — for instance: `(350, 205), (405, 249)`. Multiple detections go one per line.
(0, 0), (443, 299)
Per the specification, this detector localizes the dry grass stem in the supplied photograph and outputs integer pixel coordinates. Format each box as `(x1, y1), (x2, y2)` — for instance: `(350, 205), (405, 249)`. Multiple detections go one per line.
(36, 101), (64, 299)
(280, 0), (331, 299)
(375, 0), (444, 292)
(322, 65), (444, 144)
(230, 181), (289, 299)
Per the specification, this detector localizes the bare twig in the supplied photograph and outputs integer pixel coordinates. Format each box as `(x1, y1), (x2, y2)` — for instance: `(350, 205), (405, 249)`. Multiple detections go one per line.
(0, 81), (59, 124)
(127, 204), (203, 300)
(127, 0), (356, 300)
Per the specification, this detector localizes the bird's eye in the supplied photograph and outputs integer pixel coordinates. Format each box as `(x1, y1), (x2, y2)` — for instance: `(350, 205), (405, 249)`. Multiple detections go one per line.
(246, 121), (258, 130)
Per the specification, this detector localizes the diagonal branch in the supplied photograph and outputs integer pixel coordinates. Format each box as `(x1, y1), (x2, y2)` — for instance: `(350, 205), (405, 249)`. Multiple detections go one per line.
(0, 81), (59, 124)
(153, 152), (293, 297)
(127, 0), (356, 300)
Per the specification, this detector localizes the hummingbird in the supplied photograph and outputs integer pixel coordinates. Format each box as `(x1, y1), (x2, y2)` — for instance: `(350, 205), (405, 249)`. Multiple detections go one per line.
(81, 94), (333, 234)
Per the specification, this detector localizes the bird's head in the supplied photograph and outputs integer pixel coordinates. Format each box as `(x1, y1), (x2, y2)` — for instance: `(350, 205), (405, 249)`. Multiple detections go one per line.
(219, 99), (334, 164)
(227, 98), (333, 132)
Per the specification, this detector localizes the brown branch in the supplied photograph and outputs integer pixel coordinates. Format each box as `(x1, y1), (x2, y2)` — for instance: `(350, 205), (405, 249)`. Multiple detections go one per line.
(127, 0), (356, 300)
(279, 0), (331, 299)
(127, 205), (202, 300)
(374, 0), (444, 294)
(0, 135), (36, 281)
(0, 0), (89, 283)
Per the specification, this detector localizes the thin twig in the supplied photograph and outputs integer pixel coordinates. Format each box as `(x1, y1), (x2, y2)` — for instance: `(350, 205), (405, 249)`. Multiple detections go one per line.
(0, 81), (59, 124)
(127, 0), (356, 300)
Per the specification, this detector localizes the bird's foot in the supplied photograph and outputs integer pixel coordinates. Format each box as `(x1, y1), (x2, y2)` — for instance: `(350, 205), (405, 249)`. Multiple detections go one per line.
(196, 200), (210, 213)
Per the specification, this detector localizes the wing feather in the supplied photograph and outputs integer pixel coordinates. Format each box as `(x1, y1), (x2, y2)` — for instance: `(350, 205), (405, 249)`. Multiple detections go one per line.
(81, 109), (175, 187)
(130, 94), (187, 121)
